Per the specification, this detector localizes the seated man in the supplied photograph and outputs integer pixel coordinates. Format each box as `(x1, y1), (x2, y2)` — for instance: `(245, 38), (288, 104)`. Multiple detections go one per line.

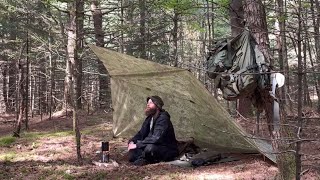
(128, 95), (179, 166)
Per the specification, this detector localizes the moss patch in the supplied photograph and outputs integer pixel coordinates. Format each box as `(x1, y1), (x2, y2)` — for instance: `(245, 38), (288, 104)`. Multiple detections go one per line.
(0, 136), (16, 147)
(0, 151), (16, 161)
(23, 131), (74, 140)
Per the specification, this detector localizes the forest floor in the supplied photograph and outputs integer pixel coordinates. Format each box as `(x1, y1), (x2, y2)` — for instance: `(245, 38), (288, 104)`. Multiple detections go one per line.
(0, 110), (319, 180)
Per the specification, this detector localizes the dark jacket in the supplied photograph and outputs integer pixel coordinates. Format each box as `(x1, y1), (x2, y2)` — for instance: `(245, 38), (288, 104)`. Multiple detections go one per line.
(130, 110), (178, 151)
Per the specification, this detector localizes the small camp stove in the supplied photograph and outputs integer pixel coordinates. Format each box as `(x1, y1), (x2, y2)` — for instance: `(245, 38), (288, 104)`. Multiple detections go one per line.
(101, 141), (110, 163)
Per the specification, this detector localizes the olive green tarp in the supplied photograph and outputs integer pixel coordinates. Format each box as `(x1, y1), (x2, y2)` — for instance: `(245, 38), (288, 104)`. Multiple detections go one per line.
(89, 45), (276, 163)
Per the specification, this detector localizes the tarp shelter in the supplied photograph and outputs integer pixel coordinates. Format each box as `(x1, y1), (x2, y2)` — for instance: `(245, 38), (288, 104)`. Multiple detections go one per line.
(89, 45), (276, 163)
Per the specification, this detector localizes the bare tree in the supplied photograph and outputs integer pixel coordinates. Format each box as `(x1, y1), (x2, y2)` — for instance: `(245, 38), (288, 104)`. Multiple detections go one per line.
(13, 43), (27, 137)
(0, 61), (7, 113)
(276, 0), (290, 107)
(310, 0), (320, 112)
(295, 1), (303, 178)
(65, 0), (82, 162)
(139, 0), (147, 59)
(75, 0), (84, 109)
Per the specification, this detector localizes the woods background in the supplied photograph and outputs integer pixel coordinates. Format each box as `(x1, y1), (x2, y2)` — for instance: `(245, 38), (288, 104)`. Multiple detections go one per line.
(0, 0), (319, 179)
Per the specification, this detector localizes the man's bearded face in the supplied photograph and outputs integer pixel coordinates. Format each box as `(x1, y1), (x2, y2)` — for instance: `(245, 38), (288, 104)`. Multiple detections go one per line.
(145, 99), (157, 116)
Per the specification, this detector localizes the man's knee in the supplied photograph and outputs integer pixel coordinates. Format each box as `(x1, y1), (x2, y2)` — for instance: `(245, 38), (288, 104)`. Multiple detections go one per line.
(128, 149), (142, 162)
(144, 144), (157, 154)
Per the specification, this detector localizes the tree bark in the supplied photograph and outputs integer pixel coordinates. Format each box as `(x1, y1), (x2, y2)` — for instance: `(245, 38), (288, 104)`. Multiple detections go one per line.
(302, 36), (311, 106)
(173, 9), (179, 67)
(75, 0), (84, 109)
(67, 1), (82, 162)
(308, 38), (319, 108)
(310, 0), (320, 112)
(295, 1), (303, 179)
(243, 0), (296, 179)
(7, 60), (16, 112)
(13, 43), (27, 137)
(230, 0), (244, 37)
(243, 0), (272, 65)
(48, 32), (55, 120)
(91, 0), (109, 109)
(91, 1), (104, 47)
(120, 0), (124, 53)
(0, 61), (7, 113)
(139, 0), (147, 59)
(230, 0), (251, 118)
(25, 31), (29, 130)
(301, 8), (313, 107)
(206, 0), (212, 47)
(276, 0), (289, 106)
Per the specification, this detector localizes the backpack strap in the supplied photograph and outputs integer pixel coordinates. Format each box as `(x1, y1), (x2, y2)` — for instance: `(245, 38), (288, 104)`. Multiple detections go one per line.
(234, 64), (258, 76)
(226, 39), (232, 64)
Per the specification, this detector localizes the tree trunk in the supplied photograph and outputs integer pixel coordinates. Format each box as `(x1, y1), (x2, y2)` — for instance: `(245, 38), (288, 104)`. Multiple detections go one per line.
(91, 0), (109, 109)
(301, 7), (313, 107)
(173, 9), (179, 67)
(3, 59), (8, 113)
(75, 0), (84, 109)
(120, 0), (124, 53)
(302, 36), (311, 106)
(67, 1), (82, 162)
(72, 72), (82, 162)
(206, 0), (212, 47)
(38, 57), (47, 117)
(139, 0), (147, 59)
(295, 1), (303, 179)
(308, 38), (320, 107)
(229, 0), (251, 118)
(0, 61), (7, 113)
(48, 31), (55, 120)
(200, 20), (206, 83)
(276, 0), (289, 106)
(243, 0), (272, 65)
(242, 0), (271, 131)
(91, 0), (104, 47)
(7, 60), (16, 112)
(25, 32), (29, 130)
(230, 0), (244, 37)
(310, 0), (320, 112)
(13, 43), (27, 137)
(6, 16), (17, 113)
(243, 0), (296, 179)
(210, 1), (218, 98)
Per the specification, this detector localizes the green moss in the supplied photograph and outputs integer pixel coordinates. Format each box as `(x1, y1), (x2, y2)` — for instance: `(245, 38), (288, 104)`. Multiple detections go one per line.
(168, 173), (182, 179)
(82, 124), (112, 137)
(37, 169), (56, 180)
(0, 151), (16, 161)
(38, 169), (76, 180)
(23, 131), (74, 140)
(91, 172), (107, 180)
(47, 131), (74, 137)
(0, 170), (12, 179)
(0, 136), (16, 147)
(62, 173), (75, 180)
(20, 166), (29, 174)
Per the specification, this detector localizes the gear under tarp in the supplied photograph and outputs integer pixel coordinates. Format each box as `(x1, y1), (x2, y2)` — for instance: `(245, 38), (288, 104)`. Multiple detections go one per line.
(89, 45), (276, 163)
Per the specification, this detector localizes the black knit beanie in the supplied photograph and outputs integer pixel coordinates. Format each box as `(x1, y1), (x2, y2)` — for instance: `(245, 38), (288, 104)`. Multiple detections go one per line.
(146, 96), (164, 110)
